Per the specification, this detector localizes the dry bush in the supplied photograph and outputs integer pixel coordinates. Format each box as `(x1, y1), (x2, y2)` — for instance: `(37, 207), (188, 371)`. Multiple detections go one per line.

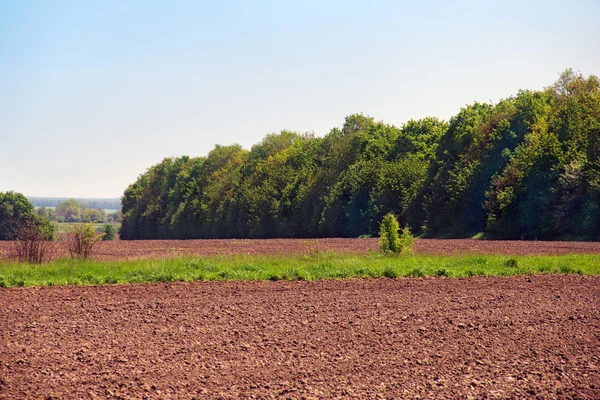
(11, 217), (55, 264)
(67, 223), (105, 259)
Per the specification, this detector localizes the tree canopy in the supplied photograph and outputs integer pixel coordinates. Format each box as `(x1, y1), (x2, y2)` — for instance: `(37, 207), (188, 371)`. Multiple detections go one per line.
(0, 191), (53, 241)
(120, 70), (600, 241)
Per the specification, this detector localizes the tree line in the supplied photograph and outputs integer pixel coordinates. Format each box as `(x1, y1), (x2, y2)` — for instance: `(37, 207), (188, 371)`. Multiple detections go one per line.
(28, 197), (121, 211)
(120, 70), (600, 241)
(0, 194), (120, 243)
(35, 199), (122, 224)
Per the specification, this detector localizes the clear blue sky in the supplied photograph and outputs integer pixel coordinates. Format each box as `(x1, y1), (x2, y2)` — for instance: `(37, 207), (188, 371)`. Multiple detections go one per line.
(1, 0), (598, 198)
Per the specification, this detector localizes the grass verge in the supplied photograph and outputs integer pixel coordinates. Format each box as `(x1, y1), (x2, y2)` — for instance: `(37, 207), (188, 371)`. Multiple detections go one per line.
(0, 253), (598, 288)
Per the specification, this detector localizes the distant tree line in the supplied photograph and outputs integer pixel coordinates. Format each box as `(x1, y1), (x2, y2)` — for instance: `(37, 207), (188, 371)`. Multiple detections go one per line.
(35, 199), (122, 224)
(1, 194), (121, 243)
(120, 70), (600, 241)
(28, 197), (121, 211)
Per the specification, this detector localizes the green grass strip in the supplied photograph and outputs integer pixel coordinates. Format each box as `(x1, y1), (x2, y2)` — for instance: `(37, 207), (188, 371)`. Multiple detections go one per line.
(0, 253), (599, 288)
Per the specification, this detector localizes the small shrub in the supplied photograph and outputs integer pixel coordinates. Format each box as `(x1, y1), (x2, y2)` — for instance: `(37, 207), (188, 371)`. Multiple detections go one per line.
(537, 265), (552, 273)
(102, 224), (115, 241)
(406, 268), (424, 278)
(434, 268), (448, 277)
(504, 258), (519, 268)
(11, 216), (55, 264)
(67, 223), (105, 259)
(379, 213), (415, 255)
(559, 265), (574, 274)
(398, 226), (415, 255)
(559, 265), (582, 275)
(10, 278), (25, 287)
(218, 271), (230, 280)
(383, 266), (398, 278)
(379, 213), (400, 253)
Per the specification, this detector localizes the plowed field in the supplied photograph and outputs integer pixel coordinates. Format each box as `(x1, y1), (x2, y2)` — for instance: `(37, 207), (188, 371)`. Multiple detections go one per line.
(1, 275), (599, 399)
(2, 238), (600, 261)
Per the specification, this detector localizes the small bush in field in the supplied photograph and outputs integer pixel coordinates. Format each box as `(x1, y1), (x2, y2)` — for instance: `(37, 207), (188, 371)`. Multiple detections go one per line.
(67, 223), (105, 259)
(504, 258), (519, 268)
(383, 266), (398, 278)
(434, 268), (448, 277)
(398, 226), (415, 255)
(12, 216), (55, 264)
(102, 224), (115, 241)
(379, 213), (414, 255)
(406, 268), (424, 278)
(379, 213), (400, 253)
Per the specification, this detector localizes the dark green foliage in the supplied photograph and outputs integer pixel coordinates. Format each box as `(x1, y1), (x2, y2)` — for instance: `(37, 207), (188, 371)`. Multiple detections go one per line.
(382, 266), (398, 278)
(0, 191), (35, 240)
(119, 71), (600, 241)
(504, 258), (519, 268)
(434, 268), (448, 277)
(406, 268), (424, 278)
(103, 224), (116, 241)
(0, 191), (53, 242)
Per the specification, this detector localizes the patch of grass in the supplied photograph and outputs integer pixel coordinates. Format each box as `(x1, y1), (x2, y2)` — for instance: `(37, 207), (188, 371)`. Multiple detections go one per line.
(382, 266), (398, 279)
(434, 268), (448, 277)
(504, 258), (519, 268)
(406, 268), (424, 278)
(558, 265), (583, 275)
(537, 265), (552, 273)
(0, 253), (598, 288)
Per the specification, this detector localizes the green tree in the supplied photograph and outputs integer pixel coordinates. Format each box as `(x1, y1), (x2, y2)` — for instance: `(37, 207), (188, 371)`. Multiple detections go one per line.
(0, 191), (37, 240)
(102, 224), (116, 241)
(55, 199), (81, 222)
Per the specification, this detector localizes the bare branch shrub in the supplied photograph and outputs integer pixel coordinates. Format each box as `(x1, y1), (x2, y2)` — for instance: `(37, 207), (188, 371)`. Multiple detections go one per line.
(11, 217), (55, 264)
(67, 223), (105, 259)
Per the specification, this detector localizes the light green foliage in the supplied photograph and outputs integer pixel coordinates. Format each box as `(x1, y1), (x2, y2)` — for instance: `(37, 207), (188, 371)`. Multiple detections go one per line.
(398, 226), (415, 255)
(55, 199), (81, 222)
(0, 254), (598, 288)
(82, 208), (107, 223)
(379, 214), (414, 255)
(67, 223), (105, 258)
(379, 213), (400, 253)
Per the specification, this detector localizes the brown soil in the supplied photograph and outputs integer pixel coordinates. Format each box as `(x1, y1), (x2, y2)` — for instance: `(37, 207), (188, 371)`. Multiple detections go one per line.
(1, 275), (598, 399)
(2, 238), (600, 262)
